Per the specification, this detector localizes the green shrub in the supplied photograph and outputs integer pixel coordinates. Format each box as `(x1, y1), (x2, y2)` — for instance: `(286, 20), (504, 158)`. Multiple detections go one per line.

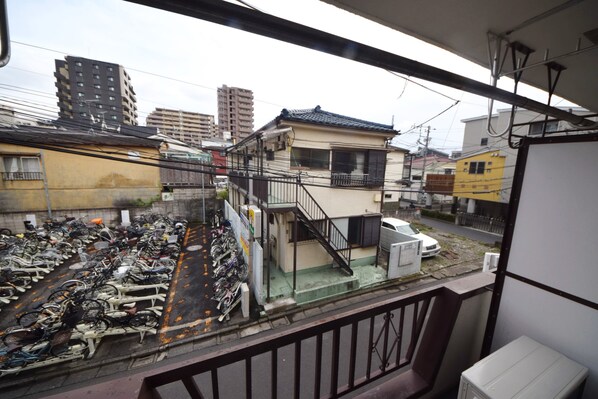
(216, 189), (228, 200)
(421, 209), (456, 223)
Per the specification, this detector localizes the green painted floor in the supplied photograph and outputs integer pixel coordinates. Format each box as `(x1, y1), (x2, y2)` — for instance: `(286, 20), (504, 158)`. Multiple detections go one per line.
(261, 261), (389, 305)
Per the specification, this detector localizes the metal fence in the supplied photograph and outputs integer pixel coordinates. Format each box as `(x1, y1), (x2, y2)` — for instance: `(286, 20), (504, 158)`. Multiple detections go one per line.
(456, 212), (505, 235)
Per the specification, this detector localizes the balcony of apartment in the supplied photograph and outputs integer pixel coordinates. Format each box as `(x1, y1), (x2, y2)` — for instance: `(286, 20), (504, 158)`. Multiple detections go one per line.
(45, 272), (495, 398)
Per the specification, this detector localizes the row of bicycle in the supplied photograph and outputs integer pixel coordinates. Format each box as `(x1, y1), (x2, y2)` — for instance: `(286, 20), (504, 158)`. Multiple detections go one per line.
(0, 214), (186, 375)
(0, 213), (185, 310)
(209, 219), (248, 322)
(0, 216), (104, 310)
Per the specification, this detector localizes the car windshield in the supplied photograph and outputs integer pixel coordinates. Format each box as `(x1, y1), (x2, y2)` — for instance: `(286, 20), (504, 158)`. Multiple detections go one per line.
(396, 224), (420, 235)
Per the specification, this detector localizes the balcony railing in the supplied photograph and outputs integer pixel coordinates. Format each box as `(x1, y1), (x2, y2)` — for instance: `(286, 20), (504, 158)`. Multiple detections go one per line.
(331, 173), (383, 187)
(43, 273), (494, 398)
(1, 172), (43, 181)
(137, 285), (461, 398)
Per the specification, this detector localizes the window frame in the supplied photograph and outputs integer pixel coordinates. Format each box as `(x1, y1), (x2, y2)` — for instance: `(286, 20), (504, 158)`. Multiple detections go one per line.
(468, 161), (486, 174)
(1, 155), (43, 181)
(290, 147), (330, 170)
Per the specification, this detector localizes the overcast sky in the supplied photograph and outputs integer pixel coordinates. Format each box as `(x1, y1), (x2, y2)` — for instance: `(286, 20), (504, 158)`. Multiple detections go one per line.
(1, 0), (576, 154)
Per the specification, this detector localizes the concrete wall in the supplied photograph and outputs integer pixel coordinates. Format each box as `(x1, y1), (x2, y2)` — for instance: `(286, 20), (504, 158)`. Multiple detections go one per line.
(1, 187), (216, 232)
(0, 143), (161, 212)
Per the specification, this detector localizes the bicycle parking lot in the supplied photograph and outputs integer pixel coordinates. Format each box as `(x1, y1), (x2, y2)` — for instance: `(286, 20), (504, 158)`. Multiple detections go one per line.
(0, 217), (248, 381)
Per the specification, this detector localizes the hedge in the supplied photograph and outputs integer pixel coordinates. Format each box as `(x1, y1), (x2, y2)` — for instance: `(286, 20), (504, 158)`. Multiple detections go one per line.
(420, 209), (456, 223)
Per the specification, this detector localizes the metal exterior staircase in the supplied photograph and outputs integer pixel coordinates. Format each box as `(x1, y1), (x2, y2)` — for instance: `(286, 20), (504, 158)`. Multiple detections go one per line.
(295, 183), (353, 275)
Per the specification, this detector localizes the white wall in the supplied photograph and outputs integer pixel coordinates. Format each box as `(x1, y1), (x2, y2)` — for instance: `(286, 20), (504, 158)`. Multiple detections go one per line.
(492, 140), (598, 398)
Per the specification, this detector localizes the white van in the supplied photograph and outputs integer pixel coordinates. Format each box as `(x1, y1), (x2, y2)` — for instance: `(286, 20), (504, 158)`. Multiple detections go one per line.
(380, 217), (441, 257)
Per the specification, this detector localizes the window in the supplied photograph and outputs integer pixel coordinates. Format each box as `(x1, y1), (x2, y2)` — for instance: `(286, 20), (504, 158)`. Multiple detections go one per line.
(480, 137), (488, 146)
(111, 115), (118, 120)
(109, 96), (116, 101)
(108, 86), (115, 91)
(107, 66), (113, 72)
(79, 112), (87, 117)
(95, 94), (101, 99)
(468, 161), (485, 174)
(348, 214), (380, 247)
(76, 72), (83, 77)
(75, 61), (82, 67)
(93, 74), (100, 79)
(110, 105), (116, 110)
(331, 149), (385, 187)
(444, 168), (454, 175)
(94, 84), (101, 89)
(289, 219), (325, 242)
(93, 64), (99, 69)
(1, 156), (42, 180)
(97, 104), (103, 109)
(77, 92), (85, 97)
(77, 82), (84, 87)
(412, 175), (422, 181)
(291, 147), (329, 169)
(108, 76), (114, 82)
(384, 193), (392, 199)
(529, 120), (559, 135)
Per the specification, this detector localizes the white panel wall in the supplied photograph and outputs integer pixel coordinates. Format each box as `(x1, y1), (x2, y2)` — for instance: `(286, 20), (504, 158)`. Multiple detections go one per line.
(508, 142), (598, 302)
(493, 140), (598, 398)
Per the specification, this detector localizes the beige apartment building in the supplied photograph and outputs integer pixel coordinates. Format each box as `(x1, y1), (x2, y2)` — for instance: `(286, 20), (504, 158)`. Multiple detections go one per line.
(217, 85), (254, 142)
(146, 108), (216, 146)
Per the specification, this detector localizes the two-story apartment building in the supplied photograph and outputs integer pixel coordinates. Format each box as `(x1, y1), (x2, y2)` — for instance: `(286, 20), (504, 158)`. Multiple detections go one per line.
(227, 105), (397, 294)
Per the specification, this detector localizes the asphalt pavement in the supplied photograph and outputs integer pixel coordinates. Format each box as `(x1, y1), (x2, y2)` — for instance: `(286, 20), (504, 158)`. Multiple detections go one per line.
(418, 216), (503, 246)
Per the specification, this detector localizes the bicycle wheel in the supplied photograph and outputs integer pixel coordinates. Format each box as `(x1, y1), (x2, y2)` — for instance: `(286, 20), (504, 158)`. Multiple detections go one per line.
(2, 329), (30, 346)
(8, 271), (32, 288)
(0, 284), (16, 298)
(0, 228), (12, 236)
(91, 283), (118, 299)
(80, 299), (107, 320)
(60, 279), (87, 292)
(129, 311), (159, 330)
(47, 289), (71, 304)
(17, 311), (43, 328)
(75, 316), (110, 334)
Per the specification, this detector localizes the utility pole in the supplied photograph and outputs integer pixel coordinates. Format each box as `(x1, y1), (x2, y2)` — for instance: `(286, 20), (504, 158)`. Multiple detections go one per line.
(419, 126), (431, 205)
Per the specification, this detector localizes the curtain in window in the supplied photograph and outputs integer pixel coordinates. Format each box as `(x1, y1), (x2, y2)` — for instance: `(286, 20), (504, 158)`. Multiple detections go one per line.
(21, 157), (41, 173)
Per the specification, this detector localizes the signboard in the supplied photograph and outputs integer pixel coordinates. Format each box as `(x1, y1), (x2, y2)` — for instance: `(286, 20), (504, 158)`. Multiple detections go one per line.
(239, 211), (251, 259)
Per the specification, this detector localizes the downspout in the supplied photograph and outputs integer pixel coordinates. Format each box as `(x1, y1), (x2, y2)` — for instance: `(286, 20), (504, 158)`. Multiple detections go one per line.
(39, 150), (52, 218)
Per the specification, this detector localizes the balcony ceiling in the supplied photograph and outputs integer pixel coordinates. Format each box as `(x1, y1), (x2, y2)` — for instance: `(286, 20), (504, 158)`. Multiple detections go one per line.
(324, 0), (598, 113)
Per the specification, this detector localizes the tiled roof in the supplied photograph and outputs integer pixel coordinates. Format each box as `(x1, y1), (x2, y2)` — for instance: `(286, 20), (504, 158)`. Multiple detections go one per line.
(278, 105), (396, 134)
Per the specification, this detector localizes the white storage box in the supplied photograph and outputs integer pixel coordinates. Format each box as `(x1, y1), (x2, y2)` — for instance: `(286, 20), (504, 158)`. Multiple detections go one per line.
(459, 336), (588, 399)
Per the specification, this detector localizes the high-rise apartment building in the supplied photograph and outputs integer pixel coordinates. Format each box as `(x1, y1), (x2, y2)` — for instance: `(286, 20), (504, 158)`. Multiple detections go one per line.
(146, 108), (215, 146)
(55, 56), (138, 127)
(217, 85), (254, 142)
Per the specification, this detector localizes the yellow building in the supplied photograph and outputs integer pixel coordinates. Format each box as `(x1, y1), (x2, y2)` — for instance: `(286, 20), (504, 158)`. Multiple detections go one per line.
(453, 150), (506, 206)
(0, 127), (162, 229)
